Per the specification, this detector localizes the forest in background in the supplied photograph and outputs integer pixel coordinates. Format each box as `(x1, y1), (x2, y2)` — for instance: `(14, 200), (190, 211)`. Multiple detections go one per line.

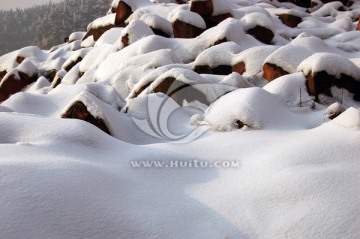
(0, 0), (111, 55)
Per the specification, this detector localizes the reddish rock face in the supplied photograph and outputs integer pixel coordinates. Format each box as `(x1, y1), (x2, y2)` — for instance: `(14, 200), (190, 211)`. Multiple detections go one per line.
(121, 34), (130, 47)
(152, 77), (210, 105)
(172, 20), (204, 38)
(232, 62), (246, 75)
(357, 16), (360, 31)
(190, 0), (231, 29)
(278, 14), (302, 28)
(62, 101), (111, 135)
(83, 24), (114, 41)
(63, 57), (83, 72)
(43, 69), (58, 82)
(115, 1), (133, 27)
(51, 73), (64, 89)
(16, 56), (25, 64)
(0, 71), (38, 102)
(262, 63), (290, 81)
(246, 26), (274, 44)
(305, 71), (360, 101)
(203, 13), (232, 28)
(190, 0), (213, 16)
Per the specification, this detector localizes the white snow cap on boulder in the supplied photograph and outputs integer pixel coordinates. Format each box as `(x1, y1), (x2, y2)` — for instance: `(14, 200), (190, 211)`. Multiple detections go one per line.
(264, 45), (314, 73)
(17, 60), (38, 76)
(241, 12), (276, 33)
(69, 32), (86, 42)
(201, 87), (299, 131)
(121, 20), (154, 45)
(297, 52), (360, 79)
(170, 10), (206, 29)
(140, 14), (173, 36)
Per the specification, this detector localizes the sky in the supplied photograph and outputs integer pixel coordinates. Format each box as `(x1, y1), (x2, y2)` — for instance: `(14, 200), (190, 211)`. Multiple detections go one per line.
(0, 0), (63, 10)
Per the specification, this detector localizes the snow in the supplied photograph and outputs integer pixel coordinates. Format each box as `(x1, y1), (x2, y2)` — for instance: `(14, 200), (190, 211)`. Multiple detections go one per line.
(263, 72), (314, 107)
(69, 32), (86, 42)
(232, 45), (279, 77)
(331, 107), (360, 129)
(264, 45), (314, 73)
(88, 14), (115, 29)
(24, 76), (51, 93)
(197, 87), (324, 131)
(297, 52), (360, 79)
(140, 13), (173, 37)
(241, 11), (276, 33)
(194, 42), (242, 68)
(81, 35), (96, 48)
(16, 60), (38, 76)
(170, 10), (206, 29)
(112, 0), (153, 9)
(121, 20), (154, 45)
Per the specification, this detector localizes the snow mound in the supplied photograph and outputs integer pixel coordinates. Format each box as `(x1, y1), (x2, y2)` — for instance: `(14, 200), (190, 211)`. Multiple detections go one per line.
(241, 11), (276, 33)
(170, 10), (206, 29)
(263, 72), (313, 107)
(194, 42), (242, 68)
(121, 20), (154, 45)
(200, 87), (317, 131)
(331, 107), (360, 129)
(264, 45), (314, 73)
(297, 52), (360, 79)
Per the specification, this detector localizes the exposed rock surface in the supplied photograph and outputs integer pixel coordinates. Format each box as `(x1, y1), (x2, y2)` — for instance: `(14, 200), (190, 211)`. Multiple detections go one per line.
(62, 101), (111, 134)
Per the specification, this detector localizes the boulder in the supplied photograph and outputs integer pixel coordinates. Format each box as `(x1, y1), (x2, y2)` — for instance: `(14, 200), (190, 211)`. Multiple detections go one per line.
(0, 70), (6, 80)
(62, 101), (111, 135)
(194, 65), (233, 75)
(150, 27), (171, 38)
(278, 14), (302, 27)
(190, 0), (231, 28)
(194, 65), (212, 75)
(190, 0), (213, 16)
(0, 70), (38, 102)
(172, 20), (204, 38)
(151, 77), (210, 105)
(204, 13), (233, 29)
(16, 56), (25, 64)
(246, 25), (274, 44)
(115, 1), (133, 27)
(262, 63), (290, 82)
(42, 69), (58, 82)
(232, 62), (246, 75)
(83, 24), (114, 42)
(63, 57), (83, 72)
(305, 71), (360, 101)
(51, 70), (67, 89)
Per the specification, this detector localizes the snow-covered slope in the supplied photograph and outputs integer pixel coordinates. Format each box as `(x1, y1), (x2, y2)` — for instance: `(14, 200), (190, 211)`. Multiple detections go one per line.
(0, 0), (360, 238)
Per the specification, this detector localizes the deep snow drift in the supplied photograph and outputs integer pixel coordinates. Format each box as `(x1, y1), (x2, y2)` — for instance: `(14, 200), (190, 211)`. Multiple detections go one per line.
(0, 0), (360, 238)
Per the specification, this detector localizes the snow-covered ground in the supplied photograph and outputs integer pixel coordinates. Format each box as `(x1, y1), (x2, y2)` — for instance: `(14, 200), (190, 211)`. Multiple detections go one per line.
(0, 0), (360, 238)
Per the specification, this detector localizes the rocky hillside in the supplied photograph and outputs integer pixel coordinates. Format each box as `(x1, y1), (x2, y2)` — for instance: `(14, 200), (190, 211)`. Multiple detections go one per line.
(0, 0), (111, 55)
